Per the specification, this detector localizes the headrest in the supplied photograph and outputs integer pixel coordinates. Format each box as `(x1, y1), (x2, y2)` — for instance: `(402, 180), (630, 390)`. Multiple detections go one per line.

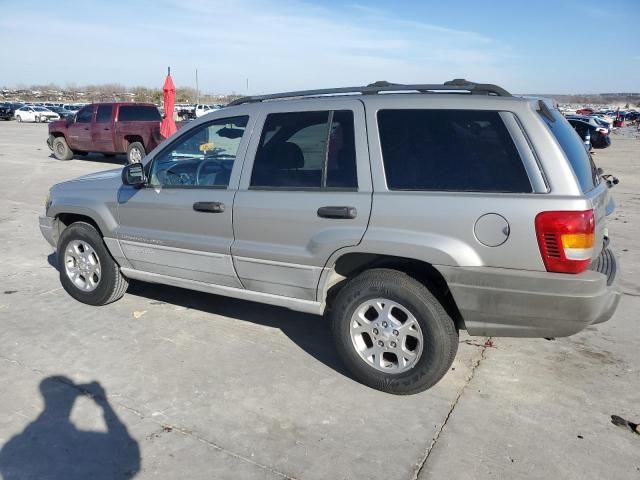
(273, 142), (304, 169)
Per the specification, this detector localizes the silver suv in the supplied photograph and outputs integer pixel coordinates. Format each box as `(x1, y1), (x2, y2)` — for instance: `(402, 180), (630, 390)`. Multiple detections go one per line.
(39, 80), (620, 394)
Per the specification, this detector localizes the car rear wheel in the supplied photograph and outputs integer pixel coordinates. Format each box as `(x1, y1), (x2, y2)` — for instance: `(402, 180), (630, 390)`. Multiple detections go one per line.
(331, 268), (458, 395)
(127, 142), (145, 164)
(57, 222), (128, 306)
(52, 137), (74, 160)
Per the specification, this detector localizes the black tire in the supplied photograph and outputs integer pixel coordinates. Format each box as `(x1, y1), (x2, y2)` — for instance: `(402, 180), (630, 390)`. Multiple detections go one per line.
(57, 222), (128, 306)
(16, 115), (22, 123)
(331, 268), (458, 395)
(127, 142), (146, 164)
(103, 153), (116, 158)
(75, 151), (88, 156)
(52, 136), (74, 160)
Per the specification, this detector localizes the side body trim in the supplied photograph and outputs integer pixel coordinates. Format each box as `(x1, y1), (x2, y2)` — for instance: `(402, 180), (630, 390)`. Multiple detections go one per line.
(119, 268), (325, 315)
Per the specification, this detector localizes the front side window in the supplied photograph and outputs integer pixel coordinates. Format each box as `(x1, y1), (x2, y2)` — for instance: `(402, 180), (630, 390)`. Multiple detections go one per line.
(76, 106), (93, 123)
(150, 116), (248, 188)
(250, 110), (357, 189)
(377, 109), (531, 193)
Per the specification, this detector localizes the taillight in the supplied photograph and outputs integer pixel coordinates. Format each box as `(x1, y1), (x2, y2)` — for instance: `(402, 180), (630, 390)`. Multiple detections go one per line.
(535, 210), (595, 273)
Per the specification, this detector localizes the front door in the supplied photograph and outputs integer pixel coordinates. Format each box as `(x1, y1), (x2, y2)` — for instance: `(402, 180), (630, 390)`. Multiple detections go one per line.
(116, 114), (254, 287)
(92, 104), (113, 152)
(232, 100), (372, 301)
(67, 105), (94, 151)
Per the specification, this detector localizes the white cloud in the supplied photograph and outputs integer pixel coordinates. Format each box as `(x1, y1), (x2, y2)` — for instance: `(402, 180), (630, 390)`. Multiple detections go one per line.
(0, 0), (516, 93)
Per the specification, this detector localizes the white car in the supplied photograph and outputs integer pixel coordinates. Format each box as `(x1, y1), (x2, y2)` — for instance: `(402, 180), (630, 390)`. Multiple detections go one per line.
(15, 106), (60, 123)
(194, 104), (218, 118)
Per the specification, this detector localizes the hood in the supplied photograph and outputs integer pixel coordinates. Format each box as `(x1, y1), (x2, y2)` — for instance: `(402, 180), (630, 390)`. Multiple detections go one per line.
(67, 168), (123, 183)
(52, 168), (123, 193)
(48, 119), (68, 131)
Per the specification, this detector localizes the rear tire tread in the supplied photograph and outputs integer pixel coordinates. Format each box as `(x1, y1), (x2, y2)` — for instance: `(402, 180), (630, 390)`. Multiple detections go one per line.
(331, 268), (458, 395)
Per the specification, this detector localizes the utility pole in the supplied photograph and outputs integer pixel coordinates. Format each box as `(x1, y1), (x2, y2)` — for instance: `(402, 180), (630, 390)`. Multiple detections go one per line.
(195, 68), (199, 104)
(246, 77), (249, 93)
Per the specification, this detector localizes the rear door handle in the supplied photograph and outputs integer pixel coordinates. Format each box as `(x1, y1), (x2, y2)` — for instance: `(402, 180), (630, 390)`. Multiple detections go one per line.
(193, 201), (225, 213)
(317, 206), (357, 219)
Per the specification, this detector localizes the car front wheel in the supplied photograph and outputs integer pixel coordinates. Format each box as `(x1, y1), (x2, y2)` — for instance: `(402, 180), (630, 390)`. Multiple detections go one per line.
(57, 222), (128, 306)
(331, 268), (458, 395)
(52, 137), (74, 160)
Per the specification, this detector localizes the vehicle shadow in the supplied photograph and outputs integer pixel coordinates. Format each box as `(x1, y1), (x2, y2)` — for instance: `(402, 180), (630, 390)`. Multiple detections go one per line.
(0, 376), (140, 479)
(127, 280), (352, 379)
(46, 252), (351, 381)
(47, 152), (126, 165)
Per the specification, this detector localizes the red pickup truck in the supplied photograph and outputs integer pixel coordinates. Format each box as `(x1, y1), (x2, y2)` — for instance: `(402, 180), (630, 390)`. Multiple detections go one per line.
(47, 103), (164, 164)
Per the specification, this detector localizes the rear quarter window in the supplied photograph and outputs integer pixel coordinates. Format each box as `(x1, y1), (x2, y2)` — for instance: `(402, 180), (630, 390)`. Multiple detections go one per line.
(540, 109), (597, 192)
(377, 109), (531, 192)
(118, 105), (161, 122)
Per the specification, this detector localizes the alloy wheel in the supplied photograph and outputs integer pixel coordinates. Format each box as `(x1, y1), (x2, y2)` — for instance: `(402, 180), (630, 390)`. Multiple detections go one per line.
(64, 240), (102, 292)
(350, 298), (424, 373)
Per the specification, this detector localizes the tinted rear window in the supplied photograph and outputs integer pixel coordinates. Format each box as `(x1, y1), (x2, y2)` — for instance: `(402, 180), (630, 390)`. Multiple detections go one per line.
(377, 109), (531, 192)
(118, 105), (161, 122)
(541, 109), (596, 192)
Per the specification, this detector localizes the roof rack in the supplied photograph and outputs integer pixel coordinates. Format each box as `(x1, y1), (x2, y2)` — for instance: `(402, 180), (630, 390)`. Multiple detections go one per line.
(227, 79), (511, 106)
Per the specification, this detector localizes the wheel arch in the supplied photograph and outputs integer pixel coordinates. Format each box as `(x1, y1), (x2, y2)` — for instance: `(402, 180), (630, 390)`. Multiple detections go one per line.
(320, 252), (465, 331)
(124, 135), (145, 148)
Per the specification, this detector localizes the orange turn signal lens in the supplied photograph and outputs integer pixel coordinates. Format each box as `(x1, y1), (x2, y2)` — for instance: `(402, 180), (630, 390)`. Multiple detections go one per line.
(561, 233), (595, 249)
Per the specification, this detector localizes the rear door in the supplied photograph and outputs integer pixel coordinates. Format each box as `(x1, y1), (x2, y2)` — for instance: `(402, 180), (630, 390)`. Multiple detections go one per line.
(232, 99), (372, 301)
(67, 105), (94, 151)
(92, 104), (114, 152)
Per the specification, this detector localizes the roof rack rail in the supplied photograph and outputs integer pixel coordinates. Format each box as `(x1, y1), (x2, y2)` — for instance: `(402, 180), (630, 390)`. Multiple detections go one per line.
(227, 79), (511, 106)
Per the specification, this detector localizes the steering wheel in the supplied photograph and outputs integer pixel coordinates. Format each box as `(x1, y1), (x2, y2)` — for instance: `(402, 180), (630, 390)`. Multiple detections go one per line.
(195, 157), (231, 185)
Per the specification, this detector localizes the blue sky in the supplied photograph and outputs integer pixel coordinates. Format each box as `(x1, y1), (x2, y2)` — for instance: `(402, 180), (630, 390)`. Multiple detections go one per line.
(0, 0), (638, 94)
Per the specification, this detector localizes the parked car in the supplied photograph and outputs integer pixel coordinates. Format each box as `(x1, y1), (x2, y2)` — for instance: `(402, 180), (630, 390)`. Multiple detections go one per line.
(62, 104), (81, 114)
(15, 106), (60, 123)
(566, 115), (610, 132)
(194, 104), (218, 118)
(47, 103), (162, 163)
(0, 103), (12, 120)
(568, 119), (611, 149)
(38, 80), (620, 394)
(46, 106), (75, 120)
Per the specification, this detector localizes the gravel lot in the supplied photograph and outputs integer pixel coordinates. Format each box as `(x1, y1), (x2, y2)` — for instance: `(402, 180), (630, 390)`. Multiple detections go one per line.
(0, 121), (638, 479)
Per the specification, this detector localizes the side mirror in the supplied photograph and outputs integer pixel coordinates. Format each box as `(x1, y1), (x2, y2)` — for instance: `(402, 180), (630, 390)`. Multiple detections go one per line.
(122, 163), (146, 187)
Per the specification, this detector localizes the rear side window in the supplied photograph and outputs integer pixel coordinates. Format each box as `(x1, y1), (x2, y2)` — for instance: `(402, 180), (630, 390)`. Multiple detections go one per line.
(542, 110), (596, 192)
(96, 105), (111, 123)
(377, 109), (531, 192)
(118, 105), (161, 122)
(250, 110), (357, 189)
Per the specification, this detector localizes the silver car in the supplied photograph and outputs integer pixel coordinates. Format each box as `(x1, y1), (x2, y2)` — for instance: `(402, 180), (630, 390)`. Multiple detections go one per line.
(39, 80), (620, 394)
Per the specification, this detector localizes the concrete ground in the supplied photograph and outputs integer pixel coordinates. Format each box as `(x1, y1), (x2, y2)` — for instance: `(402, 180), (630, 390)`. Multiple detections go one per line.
(0, 121), (638, 479)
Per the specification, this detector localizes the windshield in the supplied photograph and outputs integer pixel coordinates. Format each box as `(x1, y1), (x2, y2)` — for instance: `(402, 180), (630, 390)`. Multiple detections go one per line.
(34, 107), (49, 112)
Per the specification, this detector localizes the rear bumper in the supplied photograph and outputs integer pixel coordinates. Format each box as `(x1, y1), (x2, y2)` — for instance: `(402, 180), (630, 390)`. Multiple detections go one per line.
(39, 215), (57, 248)
(438, 250), (621, 337)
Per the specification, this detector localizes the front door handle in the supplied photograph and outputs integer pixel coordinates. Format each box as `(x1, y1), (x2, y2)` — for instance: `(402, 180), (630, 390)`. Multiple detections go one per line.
(193, 201), (225, 213)
(317, 206), (357, 219)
